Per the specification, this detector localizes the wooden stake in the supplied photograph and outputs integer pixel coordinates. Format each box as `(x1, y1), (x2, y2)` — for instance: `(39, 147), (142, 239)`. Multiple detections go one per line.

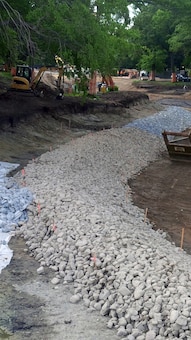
(126, 188), (129, 202)
(144, 208), (148, 222)
(21, 168), (25, 177)
(180, 227), (185, 250)
(171, 178), (177, 189)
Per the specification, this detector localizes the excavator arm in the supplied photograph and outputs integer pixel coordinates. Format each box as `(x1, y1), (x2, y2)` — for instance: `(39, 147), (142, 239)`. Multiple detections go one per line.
(10, 65), (47, 93)
(30, 67), (47, 90)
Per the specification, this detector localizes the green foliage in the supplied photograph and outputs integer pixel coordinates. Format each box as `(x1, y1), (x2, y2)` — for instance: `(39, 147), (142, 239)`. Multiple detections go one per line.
(1, 0), (191, 76)
(130, 0), (191, 72)
(0, 71), (12, 79)
(133, 79), (189, 89)
(108, 85), (118, 92)
(139, 48), (167, 72)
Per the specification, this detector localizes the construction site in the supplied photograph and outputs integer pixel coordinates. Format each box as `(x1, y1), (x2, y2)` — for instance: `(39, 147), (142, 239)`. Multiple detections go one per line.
(1, 73), (191, 339)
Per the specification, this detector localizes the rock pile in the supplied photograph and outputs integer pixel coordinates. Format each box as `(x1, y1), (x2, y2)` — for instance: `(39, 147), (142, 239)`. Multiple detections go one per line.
(14, 127), (191, 339)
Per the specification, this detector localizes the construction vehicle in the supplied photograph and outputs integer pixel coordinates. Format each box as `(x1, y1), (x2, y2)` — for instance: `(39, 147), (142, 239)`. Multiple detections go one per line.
(10, 56), (115, 96)
(10, 65), (48, 94)
(10, 56), (65, 95)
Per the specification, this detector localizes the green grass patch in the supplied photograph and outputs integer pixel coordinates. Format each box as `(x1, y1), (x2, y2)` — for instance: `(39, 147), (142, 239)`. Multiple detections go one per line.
(0, 71), (12, 90)
(0, 71), (12, 79)
(132, 79), (190, 89)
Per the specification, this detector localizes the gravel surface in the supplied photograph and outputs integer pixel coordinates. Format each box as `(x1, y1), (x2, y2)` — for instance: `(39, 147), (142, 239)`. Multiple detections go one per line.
(12, 106), (191, 340)
(127, 106), (191, 136)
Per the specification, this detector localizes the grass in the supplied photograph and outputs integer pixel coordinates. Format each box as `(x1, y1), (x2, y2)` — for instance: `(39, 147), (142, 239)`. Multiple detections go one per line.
(132, 79), (191, 89)
(0, 71), (12, 79)
(0, 71), (12, 91)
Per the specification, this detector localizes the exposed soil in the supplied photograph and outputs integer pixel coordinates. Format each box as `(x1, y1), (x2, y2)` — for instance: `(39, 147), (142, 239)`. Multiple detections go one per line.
(1, 75), (191, 339)
(123, 78), (191, 255)
(129, 157), (191, 255)
(1, 236), (119, 340)
(0, 77), (161, 171)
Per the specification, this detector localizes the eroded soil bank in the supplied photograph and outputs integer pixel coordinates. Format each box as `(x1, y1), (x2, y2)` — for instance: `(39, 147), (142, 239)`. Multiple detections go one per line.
(0, 88), (162, 171)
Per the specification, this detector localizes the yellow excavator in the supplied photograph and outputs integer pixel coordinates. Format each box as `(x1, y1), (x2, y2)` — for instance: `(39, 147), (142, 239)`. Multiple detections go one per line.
(10, 65), (48, 93)
(10, 56), (64, 95)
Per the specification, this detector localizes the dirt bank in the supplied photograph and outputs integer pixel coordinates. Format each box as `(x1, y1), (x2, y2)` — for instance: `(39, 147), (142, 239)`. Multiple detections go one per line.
(0, 78), (162, 170)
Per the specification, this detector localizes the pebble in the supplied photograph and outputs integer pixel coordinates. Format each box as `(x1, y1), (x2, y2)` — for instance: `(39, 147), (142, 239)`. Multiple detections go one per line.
(37, 266), (44, 275)
(134, 285), (145, 300)
(145, 330), (156, 340)
(51, 277), (60, 285)
(117, 326), (127, 337)
(70, 294), (82, 304)
(176, 315), (188, 327)
(170, 310), (179, 323)
(13, 110), (191, 338)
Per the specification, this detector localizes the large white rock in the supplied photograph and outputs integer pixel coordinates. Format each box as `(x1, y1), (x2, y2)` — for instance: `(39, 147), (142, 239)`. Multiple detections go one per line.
(170, 310), (179, 323)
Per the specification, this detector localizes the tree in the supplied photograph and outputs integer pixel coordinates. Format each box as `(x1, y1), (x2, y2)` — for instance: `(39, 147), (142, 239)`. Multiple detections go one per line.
(130, 0), (191, 76)
(127, 2), (182, 78)
(26, 0), (132, 73)
(0, 0), (132, 76)
(168, 1), (191, 70)
(0, 0), (37, 67)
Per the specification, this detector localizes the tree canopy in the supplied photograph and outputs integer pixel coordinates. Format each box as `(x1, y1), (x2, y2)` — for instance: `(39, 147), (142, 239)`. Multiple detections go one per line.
(1, 0), (191, 76)
(130, 0), (191, 74)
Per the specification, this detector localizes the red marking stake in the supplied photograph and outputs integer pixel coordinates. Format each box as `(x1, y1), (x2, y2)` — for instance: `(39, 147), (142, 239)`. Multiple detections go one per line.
(91, 254), (97, 266)
(52, 224), (57, 232)
(21, 168), (25, 176)
(37, 203), (41, 215)
(21, 168), (26, 186)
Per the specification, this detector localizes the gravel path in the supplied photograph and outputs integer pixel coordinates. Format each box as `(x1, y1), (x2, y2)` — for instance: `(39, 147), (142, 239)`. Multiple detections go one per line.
(14, 124), (191, 340)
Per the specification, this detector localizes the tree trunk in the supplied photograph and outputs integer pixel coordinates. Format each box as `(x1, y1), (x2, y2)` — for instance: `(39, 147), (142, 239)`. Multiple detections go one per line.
(150, 70), (155, 81)
(89, 71), (97, 95)
(171, 72), (177, 83)
(170, 53), (176, 82)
